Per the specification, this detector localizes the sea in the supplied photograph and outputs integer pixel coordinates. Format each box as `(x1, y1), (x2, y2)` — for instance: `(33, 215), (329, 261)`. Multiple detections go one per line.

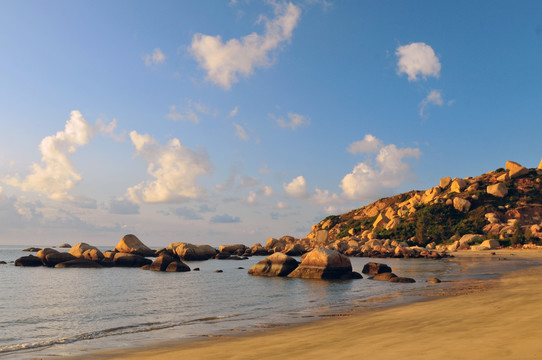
(1, 245), (540, 359)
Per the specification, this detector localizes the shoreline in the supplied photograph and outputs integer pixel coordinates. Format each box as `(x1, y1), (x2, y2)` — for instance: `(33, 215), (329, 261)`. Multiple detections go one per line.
(62, 249), (542, 360)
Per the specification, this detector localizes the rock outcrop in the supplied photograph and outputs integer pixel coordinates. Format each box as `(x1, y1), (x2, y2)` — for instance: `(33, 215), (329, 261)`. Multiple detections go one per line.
(362, 262), (392, 275)
(170, 242), (217, 260)
(248, 252), (299, 277)
(487, 183), (508, 197)
(506, 161), (529, 179)
(112, 253), (152, 267)
(287, 248), (355, 279)
(114, 234), (155, 257)
(15, 255), (43, 267)
(55, 259), (103, 268)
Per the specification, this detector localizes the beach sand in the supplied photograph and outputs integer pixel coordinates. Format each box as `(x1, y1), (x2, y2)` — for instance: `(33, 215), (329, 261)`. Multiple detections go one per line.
(68, 249), (542, 360)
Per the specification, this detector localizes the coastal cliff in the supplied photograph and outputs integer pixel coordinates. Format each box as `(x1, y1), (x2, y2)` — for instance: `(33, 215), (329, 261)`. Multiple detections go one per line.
(270, 160), (542, 255)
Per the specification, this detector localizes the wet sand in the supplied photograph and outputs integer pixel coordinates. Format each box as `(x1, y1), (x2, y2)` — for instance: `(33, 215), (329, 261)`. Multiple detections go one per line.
(66, 249), (542, 360)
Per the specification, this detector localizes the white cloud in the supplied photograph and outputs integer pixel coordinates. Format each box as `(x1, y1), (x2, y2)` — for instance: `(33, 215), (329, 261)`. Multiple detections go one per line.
(233, 122), (248, 140)
(4, 111), (94, 201)
(311, 187), (341, 205)
(396, 42), (441, 81)
(419, 89), (444, 117)
(126, 131), (213, 203)
(276, 112), (310, 130)
(340, 137), (421, 201)
(283, 175), (308, 198)
(245, 191), (257, 204)
(229, 106), (239, 118)
(143, 48), (166, 67)
(347, 134), (383, 154)
(262, 185), (273, 196)
(190, 2), (301, 89)
(96, 118), (125, 142)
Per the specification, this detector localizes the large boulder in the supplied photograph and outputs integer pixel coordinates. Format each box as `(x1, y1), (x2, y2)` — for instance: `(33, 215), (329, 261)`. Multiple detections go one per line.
(248, 252), (299, 277)
(218, 244), (247, 255)
(171, 243), (217, 260)
(459, 234), (483, 245)
(15, 255), (43, 267)
(538, 158), (542, 170)
(362, 262), (392, 275)
(37, 248), (59, 262)
(114, 234), (155, 257)
(149, 254), (175, 271)
(55, 259), (103, 268)
(283, 243), (306, 256)
(440, 177), (452, 189)
(248, 243), (268, 256)
(165, 261), (191, 272)
(480, 239), (500, 250)
(487, 183), (508, 198)
(453, 197), (471, 212)
(370, 272), (397, 281)
(451, 178), (467, 193)
(506, 161), (529, 178)
(112, 253), (152, 267)
(43, 252), (77, 267)
(287, 248), (353, 279)
(69, 243), (103, 260)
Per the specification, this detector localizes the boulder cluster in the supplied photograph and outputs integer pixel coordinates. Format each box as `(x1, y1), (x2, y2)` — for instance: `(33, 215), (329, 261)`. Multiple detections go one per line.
(248, 252), (421, 283)
(248, 248), (359, 279)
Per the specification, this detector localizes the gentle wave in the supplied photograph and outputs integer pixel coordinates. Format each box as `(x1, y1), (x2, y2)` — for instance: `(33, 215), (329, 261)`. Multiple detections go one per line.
(0, 314), (239, 354)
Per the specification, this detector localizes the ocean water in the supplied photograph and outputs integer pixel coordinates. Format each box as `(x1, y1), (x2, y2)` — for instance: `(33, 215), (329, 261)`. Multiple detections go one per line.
(0, 246), (539, 359)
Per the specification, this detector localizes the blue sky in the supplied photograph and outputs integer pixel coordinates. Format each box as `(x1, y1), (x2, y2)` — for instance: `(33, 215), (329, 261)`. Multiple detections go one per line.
(1, 0), (541, 246)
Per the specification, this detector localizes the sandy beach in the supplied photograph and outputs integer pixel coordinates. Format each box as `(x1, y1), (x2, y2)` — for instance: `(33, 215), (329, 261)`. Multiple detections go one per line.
(67, 250), (542, 360)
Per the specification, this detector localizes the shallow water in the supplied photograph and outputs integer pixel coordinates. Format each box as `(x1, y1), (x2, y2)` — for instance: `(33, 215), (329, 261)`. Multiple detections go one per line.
(0, 246), (539, 359)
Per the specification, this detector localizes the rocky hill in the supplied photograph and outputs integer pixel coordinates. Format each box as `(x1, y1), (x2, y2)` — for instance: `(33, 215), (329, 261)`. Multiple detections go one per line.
(265, 160), (542, 257)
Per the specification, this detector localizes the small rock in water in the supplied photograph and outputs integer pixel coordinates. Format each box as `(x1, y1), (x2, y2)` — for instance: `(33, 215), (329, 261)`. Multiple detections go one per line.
(237, 267), (244, 270)
(0, 261), (6, 265)
(214, 270), (223, 273)
(427, 278), (441, 283)
(193, 268), (200, 271)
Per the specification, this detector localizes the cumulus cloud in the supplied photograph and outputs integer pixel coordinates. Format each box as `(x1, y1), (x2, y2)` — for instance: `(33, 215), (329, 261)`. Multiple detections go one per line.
(143, 48), (166, 66)
(311, 187), (342, 205)
(396, 42), (441, 81)
(126, 131), (212, 203)
(245, 191), (257, 204)
(190, 2), (301, 89)
(276, 112), (310, 130)
(419, 89), (444, 117)
(109, 198), (140, 214)
(4, 111), (95, 201)
(340, 136), (421, 201)
(233, 122), (248, 140)
(347, 134), (383, 154)
(210, 214), (241, 223)
(262, 185), (273, 196)
(283, 175), (308, 198)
